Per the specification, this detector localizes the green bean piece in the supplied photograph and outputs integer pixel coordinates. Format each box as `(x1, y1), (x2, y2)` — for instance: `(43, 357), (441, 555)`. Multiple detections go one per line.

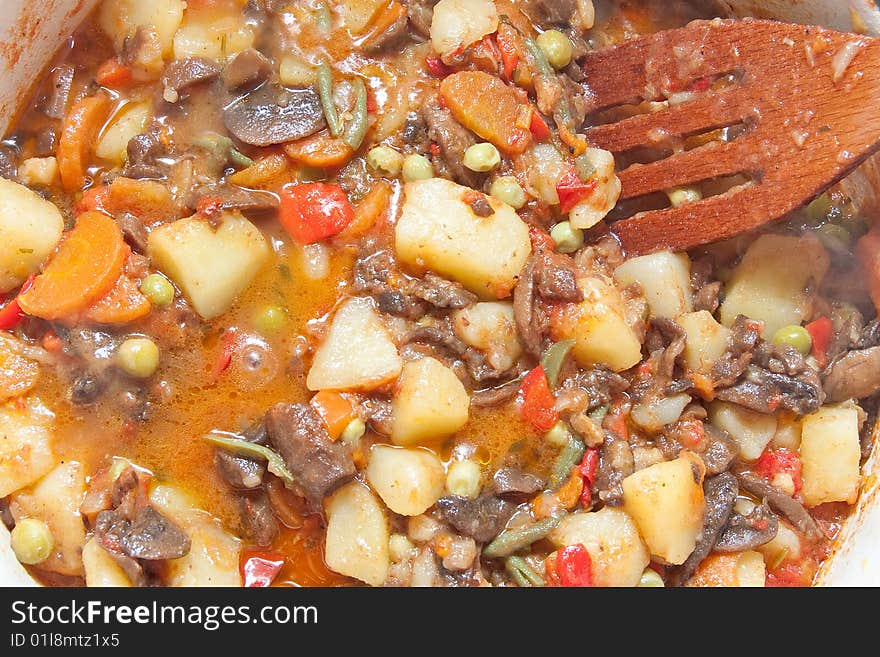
(549, 436), (585, 489)
(524, 37), (554, 76)
(483, 515), (562, 559)
(505, 556), (545, 587)
(193, 132), (253, 169)
(540, 339), (576, 388)
(203, 433), (296, 487)
(343, 78), (368, 149)
(228, 147), (254, 169)
(317, 62), (342, 137)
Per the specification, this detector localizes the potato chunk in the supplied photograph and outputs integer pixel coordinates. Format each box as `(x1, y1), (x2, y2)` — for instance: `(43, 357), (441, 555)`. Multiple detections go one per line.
(614, 251), (693, 319)
(325, 481), (390, 586)
(678, 310), (731, 372)
(96, 102), (151, 165)
(430, 0), (498, 56)
(550, 276), (643, 372)
(0, 396), (56, 498)
(0, 333), (39, 402)
(99, 0), (184, 55)
(800, 404), (861, 507)
(395, 178), (531, 299)
(452, 302), (522, 372)
(709, 401), (777, 461)
(148, 211), (269, 320)
(83, 538), (132, 587)
(366, 445), (445, 516)
(10, 462), (87, 577)
(549, 508), (650, 587)
(622, 452), (706, 565)
(307, 297), (403, 392)
(0, 177), (64, 294)
(686, 551), (766, 587)
(392, 357), (469, 445)
(719, 234), (830, 336)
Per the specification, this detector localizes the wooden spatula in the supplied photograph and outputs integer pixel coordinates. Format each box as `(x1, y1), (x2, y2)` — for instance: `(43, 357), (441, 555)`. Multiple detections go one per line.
(581, 18), (880, 255)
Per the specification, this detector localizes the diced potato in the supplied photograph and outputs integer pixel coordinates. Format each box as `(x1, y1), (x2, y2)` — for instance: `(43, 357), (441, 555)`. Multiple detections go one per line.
(430, 0), (499, 56)
(82, 538), (132, 587)
(709, 401), (777, 461)
(325, 481), (390, 586)
(569, 148), (622, 229)
(95, 102), (151, 165)
(391, 356), (469, 445)
(0, 333), (39, 402)
(99, 0), (185, 55)
(17, 157), (58, 187)
(173, 14), (255, 61)
(366, 445), (445, 516)
(548, 508), (650, 587)
(621, 452), (706, 565)
(0, 177), (64, 293)
(10, 462), (86, 577)
(395, 179), (531, 299)
(522, 142), (567, 205)
(148, 211), (269, 319)
(452, 302), (522, 372)
(341, 0), (387, 34)
(756, 520), (803, 564)
(678, 310), (731, 372)
(150, 484), (242, 586)
(550, 276), (643, 372)
(0, 396), (56, 497)
(307, 297), (403, 392)
(800, 404), (861, 507)
(631, 393), (691, 433)
(686, 551), (766, 587)
(771, 413), (802, 450)
(719, 234), (830, 336)
(614, 251), (693, 319)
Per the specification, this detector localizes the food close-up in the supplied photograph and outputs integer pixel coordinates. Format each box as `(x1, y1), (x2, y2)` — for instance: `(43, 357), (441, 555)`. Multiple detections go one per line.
(0, 0), (879, 588)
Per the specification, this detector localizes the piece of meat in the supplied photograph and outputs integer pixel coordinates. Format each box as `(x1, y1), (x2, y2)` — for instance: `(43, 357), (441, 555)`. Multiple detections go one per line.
(857, 318), (880, 348)
(822, 346), (880, 401)
(407, 0), (438, 37)
(421, 96), (481, 188)
(513, 257), (542, 357)
(694, 281), (722, 313)
(216, 424), (268, 490)
(524, 0), (578, 25)
(698, 425), (739, 475)
(435, 495), (516, 543)
(559, 366), (629, 411)
(0, 144), (17, 178)
(401, 112), (429, 147)
(238, 491), (279, 547)
(534, 73), (587, 131)
(472, 378), (522, 407)
(223, 48), (272, 91)
(375, 289), (427, 319)
(69, 370), (107, 405)
(265, 403), (356, 504)
(161, 57), (222, 94)
(408, 273), (477, 309)
(224, 84), (325, 146)
(715, 364), (824, 415)
(493, 467), (544, 497)
(44, 64), (74, 119)
(594, 429), (634, 506)
(116, 212), (150, 254)
(116, 506), (192, 560)
(535, 250), (582, 302)
(736, 472), (822, 540)
(712, 315), (761, 387)
(363, 7), (410, 53)
(668, 472), (738, 587)
(189, 183), (279, 214)
(715, 502), (778, 552)
(407, 322), (511, 383)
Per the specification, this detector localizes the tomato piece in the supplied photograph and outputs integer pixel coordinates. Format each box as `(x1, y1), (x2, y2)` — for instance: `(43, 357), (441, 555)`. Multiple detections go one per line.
(96, 58), (133, 88)
(279, 182), (354, 244)
(518, 365), (559, 432)
(529, 111), (551, 141)
(755, 448), (803, 494)
(528, 225), (555, 251)
(556, 170), (599, 213)
(0, 275), (35, 330)
(240, 549), (286, 587)
(805, 316), (833, 368)
(578, 448), (599, 508)
(425, 56), (451, 78)
(556, 544), (594, 587)
(495, 31), (519, 82)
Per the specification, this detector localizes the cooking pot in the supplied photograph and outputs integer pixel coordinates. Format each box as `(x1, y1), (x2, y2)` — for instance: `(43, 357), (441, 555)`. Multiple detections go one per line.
(0, 0), (878, 586)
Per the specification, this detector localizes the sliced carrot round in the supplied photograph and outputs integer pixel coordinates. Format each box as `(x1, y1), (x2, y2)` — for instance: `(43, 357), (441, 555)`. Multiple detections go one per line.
(57, 94), (112, 192)
(283, 131), (355, 169)
(85, 269), (152, 325)
(18, 211), (127, 320)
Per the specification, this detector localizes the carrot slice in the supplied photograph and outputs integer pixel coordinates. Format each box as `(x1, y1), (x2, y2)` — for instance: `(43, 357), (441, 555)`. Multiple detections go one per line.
(18, 212), (127, 320)
(105, 176), (177, 223)
(85, 267), (152, 325)
(228, 153), (292, 190)
(341, 180), (392, 239)
(283, 131), (355, 169)
(57, 94), (113, 191)
(440, 71), (531, 155)
(310, 391), (355, 440)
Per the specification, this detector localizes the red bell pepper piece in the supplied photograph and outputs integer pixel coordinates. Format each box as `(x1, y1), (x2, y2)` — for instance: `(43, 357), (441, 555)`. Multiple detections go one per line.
(556, 170), (599, 213)
(578, 448), (599, 508)
(279, 182), (354, 244)
(196, 195), (224, 219)
(0, 275), (35, 330)
(556, 544), (594, 587)
(529, 111), (551, 141)
(755, 448), (803, 494)
(96, 58), (133, 89)
(528, 225), (555, 252)
(805, 316), (833, 368)
(495, 32), (519, 82)
(677, 416), (706, 449)
(425, 56), (452, 78)
(210, 330), (237, 381)
(240, 549), (286, 587)
(518, 365), (559, 432)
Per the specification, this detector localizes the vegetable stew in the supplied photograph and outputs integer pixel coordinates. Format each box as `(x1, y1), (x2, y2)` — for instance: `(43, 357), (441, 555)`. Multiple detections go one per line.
(0, 0), (876, 587)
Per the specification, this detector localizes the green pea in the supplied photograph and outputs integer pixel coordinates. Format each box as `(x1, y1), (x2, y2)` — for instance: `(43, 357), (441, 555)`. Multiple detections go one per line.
(402, 154), (434, 182)
(366, 145), (404, 177)
(117, 337), (160, 378)
(254, 305), (288, 334)
(550, 221), (584, 253)
(140, 273), (175, 307)
(638, 568), (665, 587)
(10, 518), (53, 565)
(771, 324), (812, 355)
(340, 417), (366, 445)
(536, 29), (573, 70)
(490, 176), (527, 209)
(463, 143), (501, 172)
